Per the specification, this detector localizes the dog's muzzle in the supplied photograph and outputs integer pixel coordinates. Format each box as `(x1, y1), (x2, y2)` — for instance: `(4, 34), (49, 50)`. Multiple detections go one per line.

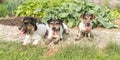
(52, 27), (56, 31)
(86, 23), (90, 27)
(18, 26), (25, 36)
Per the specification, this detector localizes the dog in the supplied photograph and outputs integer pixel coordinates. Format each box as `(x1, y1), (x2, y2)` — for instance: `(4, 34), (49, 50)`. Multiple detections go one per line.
(75, 13), (95, 40)
(18, 17), (47, 45)
(45, 19), (69, 45)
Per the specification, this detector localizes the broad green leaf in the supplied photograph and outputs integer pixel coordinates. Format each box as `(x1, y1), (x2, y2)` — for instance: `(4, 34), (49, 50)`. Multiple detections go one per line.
(67, 21), (74, 28)
(59, 13), (68, 18)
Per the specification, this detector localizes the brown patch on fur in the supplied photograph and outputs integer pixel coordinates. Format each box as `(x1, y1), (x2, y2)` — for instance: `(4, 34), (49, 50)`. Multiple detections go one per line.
(18, 16), (37, 34)
(47, 19), (63, 31)
(26, 24), (35, 34)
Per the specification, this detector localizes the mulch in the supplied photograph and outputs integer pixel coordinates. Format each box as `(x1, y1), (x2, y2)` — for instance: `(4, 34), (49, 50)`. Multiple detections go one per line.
(0, 17), (23, 26)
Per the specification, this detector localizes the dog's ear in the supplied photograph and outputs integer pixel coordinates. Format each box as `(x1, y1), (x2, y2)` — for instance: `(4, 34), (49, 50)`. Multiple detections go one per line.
(47, 19), (52, 24)
(30, 17), (37, 25)
(90, 14), (95, 20)
(80, 13), (85, 19)
(58, 19), (63, 24)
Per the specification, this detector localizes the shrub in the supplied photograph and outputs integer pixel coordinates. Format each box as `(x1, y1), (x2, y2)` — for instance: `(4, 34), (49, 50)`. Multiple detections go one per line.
(15, 0), (73, 18)
(15, 0), (116, 28)
(109, 9), (120, 19)
(0, 4), (8, 17)
(42, 0), (116, 28)
(4, 0), (24, 15)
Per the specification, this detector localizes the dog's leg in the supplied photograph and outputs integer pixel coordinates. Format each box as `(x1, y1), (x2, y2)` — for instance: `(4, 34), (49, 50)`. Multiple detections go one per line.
(22, 34), (31, 45)
(62, 23), (69, 34)
(54, 36), (60, 44)
(44, 31), (53, 45)
(54, 32), (63, 44)
(75, 30), (81, 40)
(90, 31), (94, 38)
(32, 35), (41, 45)
(87, 31), (94, 41)
(75, 30), (84, 41)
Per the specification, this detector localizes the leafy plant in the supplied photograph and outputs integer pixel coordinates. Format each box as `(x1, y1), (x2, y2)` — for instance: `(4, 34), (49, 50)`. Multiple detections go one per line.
(15, 0), (116, 28)
(42, 0), (116, 28)
(0, 4), (8, 17)
(15, 0), (73, 19)
(110, 9), (120, 19)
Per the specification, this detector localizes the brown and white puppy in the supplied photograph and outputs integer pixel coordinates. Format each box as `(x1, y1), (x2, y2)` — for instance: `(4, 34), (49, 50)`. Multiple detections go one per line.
(45, 19), (68, 45)
(18, 17), (47, 45)
(75, 13), (95, 40)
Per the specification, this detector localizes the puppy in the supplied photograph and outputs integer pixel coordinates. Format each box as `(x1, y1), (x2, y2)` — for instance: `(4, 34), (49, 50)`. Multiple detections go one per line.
(75, 13), (95, 40)
(45, 19), (68, 45)
(18, 17), (47, 45)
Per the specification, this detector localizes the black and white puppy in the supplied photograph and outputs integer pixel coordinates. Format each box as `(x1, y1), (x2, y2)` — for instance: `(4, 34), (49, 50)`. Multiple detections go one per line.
(18, 17), (47, 45)
(45, 19), (68, 45)
(75, 13), (95, 40)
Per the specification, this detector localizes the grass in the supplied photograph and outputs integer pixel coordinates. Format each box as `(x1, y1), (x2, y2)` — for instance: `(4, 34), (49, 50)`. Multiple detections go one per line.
(0, 41), (46, 60)
(0, 4), (8, 17)
(0, 40), (120, 60)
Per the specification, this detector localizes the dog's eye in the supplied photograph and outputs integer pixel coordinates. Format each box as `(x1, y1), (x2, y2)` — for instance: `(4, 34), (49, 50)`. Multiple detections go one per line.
(90, 18), (92, 20)
(84, 18), (87, 20)
(56, 23), (59, 25)
(50, 23), (54, 25)
(24, 22), (29, 24)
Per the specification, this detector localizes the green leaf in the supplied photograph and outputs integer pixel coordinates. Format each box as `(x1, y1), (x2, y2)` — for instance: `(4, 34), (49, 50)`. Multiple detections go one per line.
(67, 21), (74, 28)
(98, 19), (114, 28)
(59, 13), (68, 18)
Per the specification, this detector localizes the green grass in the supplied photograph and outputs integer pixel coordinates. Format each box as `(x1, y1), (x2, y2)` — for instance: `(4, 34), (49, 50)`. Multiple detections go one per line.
(0, 40), (120, 60)
(0, 41), (46, 60)
(0, 4), (8, 17)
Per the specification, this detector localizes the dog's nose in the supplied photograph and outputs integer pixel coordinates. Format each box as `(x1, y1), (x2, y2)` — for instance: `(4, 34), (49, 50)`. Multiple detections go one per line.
(52, 27), (56, 30)
(87, 23), (90, 26)
(18, 27), (21, 30)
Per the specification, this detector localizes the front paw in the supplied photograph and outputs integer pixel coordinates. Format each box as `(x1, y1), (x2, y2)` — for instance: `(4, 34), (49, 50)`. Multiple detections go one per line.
(32, 40), (39, 45)
(53, 40), (59, 44)
(44, 39), (52, 45)
(75, 35), (80, 41)
(53, 38), (61, 44)
(22, 40), (31, 45)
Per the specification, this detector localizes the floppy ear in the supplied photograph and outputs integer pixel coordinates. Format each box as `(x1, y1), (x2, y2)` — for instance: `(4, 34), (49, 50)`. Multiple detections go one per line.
(90, 14), (95, 20)
(47, 19), (52, 24)
(58, 19), (63, 24)
(80, 13), (85, 19)
(30, 17), (37, 25)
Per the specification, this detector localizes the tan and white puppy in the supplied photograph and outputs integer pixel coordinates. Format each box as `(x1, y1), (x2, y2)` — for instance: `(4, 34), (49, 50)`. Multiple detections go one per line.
(18, 17), (47, 45)
(75, 13), (95, 40)
(45, 19), (68, 45)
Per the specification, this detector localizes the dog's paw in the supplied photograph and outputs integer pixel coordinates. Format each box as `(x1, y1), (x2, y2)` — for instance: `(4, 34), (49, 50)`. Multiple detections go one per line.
(22, 41), (31, 45)
(75, 36), (80, 41)
(22, 43), (28, 45)
(44, 40), (52, 45)
(32, 40), (39, 45)
(32, 42), (38, 45)
(53, 40), (59, 45)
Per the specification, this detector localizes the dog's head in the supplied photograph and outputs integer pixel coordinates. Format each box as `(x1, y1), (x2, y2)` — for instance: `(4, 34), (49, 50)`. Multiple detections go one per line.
(80, 13), (95, 30)
(80, 13), (95, 27)
(18, 17), (37, 35)
(47, 19), (63, 31)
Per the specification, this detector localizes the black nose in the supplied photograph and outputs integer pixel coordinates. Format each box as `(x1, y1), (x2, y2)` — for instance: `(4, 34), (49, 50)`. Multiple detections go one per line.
(52, 27), (56, 30)
(18, 27), (21, 30)
(87, 23), (90, 26)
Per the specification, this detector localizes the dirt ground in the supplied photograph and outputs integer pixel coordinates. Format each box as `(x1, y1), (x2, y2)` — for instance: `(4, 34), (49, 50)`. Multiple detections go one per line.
(0, 17), (120, 56)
